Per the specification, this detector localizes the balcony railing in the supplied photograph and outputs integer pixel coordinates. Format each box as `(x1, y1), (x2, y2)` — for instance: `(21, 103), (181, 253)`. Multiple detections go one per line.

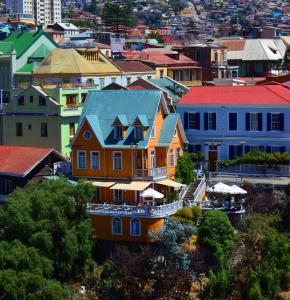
(87, 200), (183, 218)
(133, 167), (167, 179)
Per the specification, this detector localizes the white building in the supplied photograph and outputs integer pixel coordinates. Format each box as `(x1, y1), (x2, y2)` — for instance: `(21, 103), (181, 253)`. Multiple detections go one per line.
(6, 0), (61, 25)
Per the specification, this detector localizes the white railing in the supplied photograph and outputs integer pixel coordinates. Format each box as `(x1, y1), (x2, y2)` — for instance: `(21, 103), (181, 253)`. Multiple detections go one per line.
(87, 200), (183, 218)
(194, 200), (245, 215)
(179, 185), (188, 200)
(133, 167), (167, 179)
(190, 176), (206, 205)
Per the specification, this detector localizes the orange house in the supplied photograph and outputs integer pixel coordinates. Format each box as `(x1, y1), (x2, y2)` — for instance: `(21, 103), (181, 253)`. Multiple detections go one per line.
(71, 90), (188, 242)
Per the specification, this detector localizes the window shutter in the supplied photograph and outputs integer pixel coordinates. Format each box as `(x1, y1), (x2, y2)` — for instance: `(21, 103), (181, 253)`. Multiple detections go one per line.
(245, 113), (250, 131)
(245, 145), (250, 153)
(212, 113), (216, 130)
(267, 113), (271, 131)
(229, 113), (237, 131)
(184, 112), (188, 130)
(280, 113), (284, 131)
(266, 146), (271, 153)
(229, 145), (234, 160)
(238, 145), (243, 156)
(280, 146), (286, 153)
(258, 113), (262, 131)
(204, 113), (208, 130)
(196, 113), (200, 130)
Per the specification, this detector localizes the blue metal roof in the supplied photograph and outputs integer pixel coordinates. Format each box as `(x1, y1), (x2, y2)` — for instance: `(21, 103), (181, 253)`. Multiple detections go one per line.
(80, 90), (163, 148)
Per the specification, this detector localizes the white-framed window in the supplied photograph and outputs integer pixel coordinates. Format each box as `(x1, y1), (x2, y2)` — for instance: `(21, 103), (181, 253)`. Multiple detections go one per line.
(90, 151), (100, 170)
(130, 218), (141, 236)
(134, 126), (144, 140)
(114, 189), (123, 202)
(77, 150), (86, 169)
(176, 148), (181, 164)
(271, 113), (281, 131)
(188, 113), (199, 130)
(114, 125), (123, 140)
(250, 113), (259, 131)
(113, 152), (122, 170)
(170, 149), (175, 167)
(150, 150), (156, 168)
(112, 217), (122, 235)
(151, 125), (155, 138)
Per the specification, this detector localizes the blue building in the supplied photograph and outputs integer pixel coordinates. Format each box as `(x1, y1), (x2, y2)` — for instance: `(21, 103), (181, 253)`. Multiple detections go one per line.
(176, 85), (290, 170)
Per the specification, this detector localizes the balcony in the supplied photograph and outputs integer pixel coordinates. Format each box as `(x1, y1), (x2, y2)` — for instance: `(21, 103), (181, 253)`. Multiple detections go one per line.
(87, 200), (183, 218)
(133, 167), (167, 180)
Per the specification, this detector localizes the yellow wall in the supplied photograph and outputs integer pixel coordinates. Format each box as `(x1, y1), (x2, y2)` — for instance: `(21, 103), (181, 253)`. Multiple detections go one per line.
(156, 67), (168, 78)
(91, 215), (164, 242)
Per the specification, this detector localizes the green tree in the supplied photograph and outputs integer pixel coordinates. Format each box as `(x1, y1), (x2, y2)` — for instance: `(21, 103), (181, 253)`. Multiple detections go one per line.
(0, 178), (95, 281)
(146, 31), (164, 43)
(175, 152), (195, 185)
(84, 0), (98, 15)
(198, 210), (235, 257)
(101, 0), (137, 31)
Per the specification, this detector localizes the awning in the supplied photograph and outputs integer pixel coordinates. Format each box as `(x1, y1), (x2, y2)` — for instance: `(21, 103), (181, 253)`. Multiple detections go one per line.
(156, 179), (185, 189)
(87, 181), (116, 188)
(110, 181), (151, 191)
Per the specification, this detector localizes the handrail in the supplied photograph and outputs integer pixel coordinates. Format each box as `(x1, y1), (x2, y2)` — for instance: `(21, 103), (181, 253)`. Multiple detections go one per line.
(192, 176), (206, 202)
(133, 167), (167, 179)
(87, 200), (183, 218)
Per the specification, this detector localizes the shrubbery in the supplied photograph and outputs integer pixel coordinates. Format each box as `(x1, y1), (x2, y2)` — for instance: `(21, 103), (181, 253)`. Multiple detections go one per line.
(217, 150), (290, 168)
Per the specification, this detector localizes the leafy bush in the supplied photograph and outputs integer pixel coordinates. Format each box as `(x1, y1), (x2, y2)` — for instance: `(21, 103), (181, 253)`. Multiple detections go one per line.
(174, 206), (202, 226)
(217, 150), (290, 168)
(189, 151), (205, 162)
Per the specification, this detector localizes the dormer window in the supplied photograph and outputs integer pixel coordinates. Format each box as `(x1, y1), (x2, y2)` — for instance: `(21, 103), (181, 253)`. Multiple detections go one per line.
(114, 125), (123, 140)
(134, 125), (144, 140)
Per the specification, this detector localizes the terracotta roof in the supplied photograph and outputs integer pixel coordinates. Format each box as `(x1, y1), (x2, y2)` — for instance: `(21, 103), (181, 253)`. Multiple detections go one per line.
(127, 28), (143, 38)
(178, 85), (290, 105)
(0, 146), (59, 176)
(219, 39), (246, 51)
(114, 60), (154, 73)
(122, 50), (198, 66)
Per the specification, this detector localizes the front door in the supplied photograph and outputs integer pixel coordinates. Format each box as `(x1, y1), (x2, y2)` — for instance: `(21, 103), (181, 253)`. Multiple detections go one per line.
(150, 150), (156, 169)
(133, 150), (143, 169)
(208, 145), (218, 171)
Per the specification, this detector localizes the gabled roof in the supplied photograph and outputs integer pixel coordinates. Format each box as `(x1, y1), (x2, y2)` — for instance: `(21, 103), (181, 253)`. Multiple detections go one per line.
(76, 90), (168, 148)
(157, 114), (179, 146)
(30, 44), (51, 59)
(0, 146), (65, 177)
(114, 60), (154, 73)
(178, 85), (290, 106)
(222, 39), (286, 61)
(33, 48), (96, 76)
(122, 50), (199, 66)
(3, 30), (58, 58)
(115, 114), (128, 126)
(16, 61), (42, 74)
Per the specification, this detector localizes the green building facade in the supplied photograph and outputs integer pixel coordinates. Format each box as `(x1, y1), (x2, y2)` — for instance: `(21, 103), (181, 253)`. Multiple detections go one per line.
(2, 85), (98, 156)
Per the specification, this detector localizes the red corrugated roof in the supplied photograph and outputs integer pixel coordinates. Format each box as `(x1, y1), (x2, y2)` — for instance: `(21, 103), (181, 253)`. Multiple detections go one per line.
(178, 85), (290, 105)
(219, 39), (246, 51)
(0, 146), (56, 176)
(115, 60), (154, 72)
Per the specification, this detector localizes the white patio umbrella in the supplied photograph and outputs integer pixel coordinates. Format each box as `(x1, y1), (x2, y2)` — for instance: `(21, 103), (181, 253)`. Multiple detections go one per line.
(140, 188), (164, 199)
(229, 185), (247, 195)
(207, 182), (231, 193)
